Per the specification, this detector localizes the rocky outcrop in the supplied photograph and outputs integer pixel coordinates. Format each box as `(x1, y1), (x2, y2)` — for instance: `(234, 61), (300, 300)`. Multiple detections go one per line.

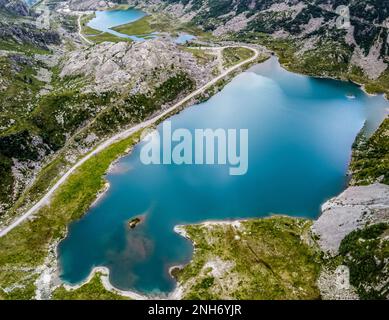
(213, 12), (257, 37)
(351, 40), (388, 80)
(0, 21), (61, 49)
(317, 265), (359, 300)
(313, 183), (389, 299)
(131, 0), (388, 80)
(60, 39), (214, 92)
(68, 0), (117, 11)
(312, 183), (389, 255)
(0, 0), (29, 16)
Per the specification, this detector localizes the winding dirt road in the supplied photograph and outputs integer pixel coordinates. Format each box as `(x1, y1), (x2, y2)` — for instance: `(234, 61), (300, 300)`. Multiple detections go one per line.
(77, 14), (94, 45)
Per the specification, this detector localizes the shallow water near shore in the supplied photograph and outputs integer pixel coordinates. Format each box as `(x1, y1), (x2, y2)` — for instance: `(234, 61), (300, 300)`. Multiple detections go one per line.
(87, 8), (194, 43)
(58, 57), (388, 294)
(87, 8), (152, 41)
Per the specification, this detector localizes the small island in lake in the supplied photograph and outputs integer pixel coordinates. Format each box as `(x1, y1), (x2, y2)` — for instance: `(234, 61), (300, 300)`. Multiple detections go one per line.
(128, 216), (144, 229)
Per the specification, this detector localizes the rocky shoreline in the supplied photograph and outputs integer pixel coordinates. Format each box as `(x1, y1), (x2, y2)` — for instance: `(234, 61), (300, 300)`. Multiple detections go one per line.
(1, 0), (388, 300)
(312, 183), (389, 256)
(58, 181), (388, 300)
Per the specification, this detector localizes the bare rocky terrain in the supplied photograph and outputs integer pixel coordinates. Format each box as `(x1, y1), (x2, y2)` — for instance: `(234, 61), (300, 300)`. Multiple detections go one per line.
(60, 39), (215, 93)
(127, 0), (389, 86)
(68, 0), (115, 11)
(0, 0), (29, 16)
(312, 183), (389, 299)
(312, 183), (389, 255)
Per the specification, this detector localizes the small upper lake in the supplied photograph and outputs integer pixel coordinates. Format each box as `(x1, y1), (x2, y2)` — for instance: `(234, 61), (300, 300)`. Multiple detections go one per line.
(87, 8), (195, 43)
(58, 57), (388, 295)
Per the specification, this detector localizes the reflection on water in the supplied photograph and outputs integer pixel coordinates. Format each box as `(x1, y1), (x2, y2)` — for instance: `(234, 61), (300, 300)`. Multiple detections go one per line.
(87, 9), (195, 43)
(59, 57), (388, 294)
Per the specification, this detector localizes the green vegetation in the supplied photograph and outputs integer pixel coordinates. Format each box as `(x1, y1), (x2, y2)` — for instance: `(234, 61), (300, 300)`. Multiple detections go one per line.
(82, 25), (102, 36)
(0, 67), (195, 299)
(0, 131), (141, 300)
(79, 13), (128, 43)
(222, 47), (254, 68)
(87, 32), (132, 44)
(242, 34), (352, 78)
(350, 118), (389, 186)
(183, 48), (216, 65)
(109, 4), (131, 11)
(339, 223), (389, 299)
(32, 90), (114, 150)
(90, 71), (195, 132)
(53, 273), (129, 300)
(0, 74), (115, 218)
(177, 217), (322, 300)
(294, 41), (352, 76)
(349, 66), (389, 98)
(230, 32), (389, 98)
(9, 155), (69, 219)
(0, 56), (43, 129)
(1, 1), (387, 301)
(60, 14), (78, 33)
(183, 0), (388, 71)
(1, 65), (194, 223)
(80, 13), (100, 35)
(0, 55), (48, 207)
(113, 16), (154, 35)
(0, 39), (49, 56)
(112, 13), (213, 40)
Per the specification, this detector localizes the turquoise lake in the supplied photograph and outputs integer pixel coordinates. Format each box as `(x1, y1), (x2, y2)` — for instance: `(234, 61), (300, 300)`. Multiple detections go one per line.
(58, 57), (388, 295)
(87, 8), (195, 43)
(87, 8), (149, 41)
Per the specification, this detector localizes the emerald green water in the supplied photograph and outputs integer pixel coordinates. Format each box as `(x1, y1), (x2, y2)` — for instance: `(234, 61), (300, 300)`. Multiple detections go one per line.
(58, 57), (388, 295)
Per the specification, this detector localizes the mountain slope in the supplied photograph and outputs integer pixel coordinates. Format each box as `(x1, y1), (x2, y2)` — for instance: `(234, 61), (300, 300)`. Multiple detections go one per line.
(130, 0), (388, 94)
(0, 0), (29, 16)
(0, 1), (218, 223)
